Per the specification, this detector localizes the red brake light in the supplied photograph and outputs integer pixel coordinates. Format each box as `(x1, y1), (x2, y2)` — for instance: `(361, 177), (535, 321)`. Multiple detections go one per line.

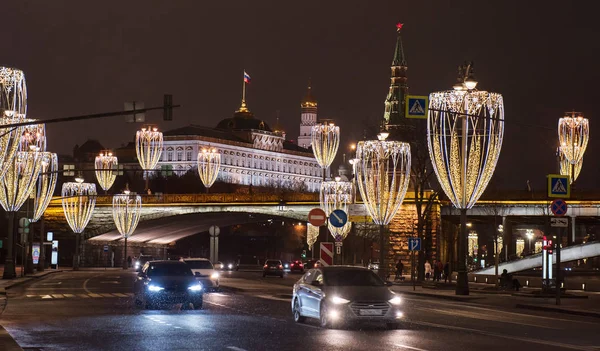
(263, 264), (268, 268)
(278, 264), (283, 269)
(291, 263), (294, 266)
(299, 263), (303, 267)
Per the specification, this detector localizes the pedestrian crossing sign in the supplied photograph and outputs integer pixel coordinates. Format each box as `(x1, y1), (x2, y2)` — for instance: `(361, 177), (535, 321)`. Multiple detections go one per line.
(547, 174), (570, 198)
(405, 95), (428, 119)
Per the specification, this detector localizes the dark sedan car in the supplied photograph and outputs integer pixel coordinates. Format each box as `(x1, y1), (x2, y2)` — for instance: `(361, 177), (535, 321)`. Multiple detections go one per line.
(263, 259), (284, 278)
(134, 261), (204, 309)
(292, 266), (403, 329)
(289, 260), (305, 273)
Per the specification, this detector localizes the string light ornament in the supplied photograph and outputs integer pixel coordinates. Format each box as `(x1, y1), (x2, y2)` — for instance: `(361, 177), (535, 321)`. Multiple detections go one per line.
(307, 222), (319, 251)
(112, 189), (142, 269)
(0, 151), (43, 212)
(427, 90), (504, 209)
(19, 121), (46, 152)
(320, 177), (354, 239)
(135, 126), (163, 177)
(558, 112), (588, 164)
(95, 150), (118, 191)
(30, 152), (58, 222)
(311, 122), (340, 170)
(62, 179), (97, 234)
(355, 134), (411, 225)
(559, 147), (582, 183)
(0, 67), (28, 179)
(197, 147), (221, 189)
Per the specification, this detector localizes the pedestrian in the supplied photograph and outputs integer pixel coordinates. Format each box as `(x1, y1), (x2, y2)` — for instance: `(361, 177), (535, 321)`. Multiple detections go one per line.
(395, 259), (404, 281)
(110, 251), (115, 268)
(443, 261), (450, 283)
(127, 256), (132, 268)
(432, 260), (438, 281)
(436, 260), (444, 281)
(424, 260), (431, 280)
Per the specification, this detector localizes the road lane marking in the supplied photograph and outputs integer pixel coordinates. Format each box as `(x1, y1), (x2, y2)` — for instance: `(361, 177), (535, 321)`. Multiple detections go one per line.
(100, 293), (115, 297)
(227, 347), (248, 351)
(41, 295), (52, 299)
(39, 282), (62, 286)
(77, 294), (90, 298)
(256, 295), (291, 302)
(26, 295), (36, 298)
(100, 281), (120, 284)
(88, 293), (102, 298)
(113, 293), (128, 297)
(63, 294), (75, 298)
(410, 320), (596, 351)
(394, 344), (429, 351)
(51, 294), (64, 298)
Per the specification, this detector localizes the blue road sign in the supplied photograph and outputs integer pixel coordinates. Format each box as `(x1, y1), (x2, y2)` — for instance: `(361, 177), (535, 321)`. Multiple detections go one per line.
(408, 238), (421, 251)
(548, 174), (570, 198)
(329, 209), (348, 228)
(103, 245), (109, 252)
(335, 234), (343, 242)
(405, 95), (429, 119)
(551, 199), (568, 217)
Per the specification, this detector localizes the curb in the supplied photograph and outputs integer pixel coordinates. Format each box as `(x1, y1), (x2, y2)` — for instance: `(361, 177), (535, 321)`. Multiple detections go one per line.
(0, 270), (63, 295)
(0, 325), (22, 351)
(516, 303), (600, 319)
(396, 290), (483, 302)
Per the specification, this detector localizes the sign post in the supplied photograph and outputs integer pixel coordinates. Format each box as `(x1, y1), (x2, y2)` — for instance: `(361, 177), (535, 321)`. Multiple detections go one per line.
(209, 225), (220, 264)
(320, 242), (334, 266)
(408, 238), (421, 291)
(550, 198), (568, 305)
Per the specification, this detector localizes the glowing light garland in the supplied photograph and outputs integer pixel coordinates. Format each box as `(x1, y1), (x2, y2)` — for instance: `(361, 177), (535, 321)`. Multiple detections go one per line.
(112, 192), (142, 238)
(307, 222), (319, 250)
(19, 121), (46, 152)
(135, 126), (163, 176)
(30, 152), (58, 222)
(0, 151), (43, 212)
(311, 122), (340, 169)
(355, 134), (411, 225)
(558, 112), (588, 165)
(0, 67), (27, 179)
(61, 180), (97, 234)
(320, 177), (354, 239)
(559, 147), (582, 183)
(197, 147), (221, 189)
(427, 90), (504, 209)
(95, 150), (118, 191)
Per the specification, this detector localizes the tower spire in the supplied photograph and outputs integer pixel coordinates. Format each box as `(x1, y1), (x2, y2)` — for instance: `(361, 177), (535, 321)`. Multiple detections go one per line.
(297, 80), (318, 149)
(383, 23), (409, 127)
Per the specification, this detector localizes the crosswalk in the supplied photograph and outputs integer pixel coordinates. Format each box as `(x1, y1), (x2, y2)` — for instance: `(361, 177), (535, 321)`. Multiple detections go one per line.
(26, 293), (134, 299)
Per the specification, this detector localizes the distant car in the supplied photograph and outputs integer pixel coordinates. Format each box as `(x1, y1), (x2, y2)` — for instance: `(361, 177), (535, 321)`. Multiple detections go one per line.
(290, 260), (305, 273)
(368, 262), (380, 271)
(303, 260), (318, 269)
(292, 266), (403, 329)
(135, 255), (154, 272)
(213, 261), (224, 270)
(134, 260), (203, 310)
(263, 259), (284, 278)
(179, 258), (219, 291)
(222, 262), (236, 271)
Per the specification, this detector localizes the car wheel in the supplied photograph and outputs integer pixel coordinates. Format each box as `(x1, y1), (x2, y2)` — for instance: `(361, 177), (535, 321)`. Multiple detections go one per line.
(320, 304), (332, 329)
(386, 323), (400, 330)
(193, 299), (203, 310)
(293, 299), (306, 323)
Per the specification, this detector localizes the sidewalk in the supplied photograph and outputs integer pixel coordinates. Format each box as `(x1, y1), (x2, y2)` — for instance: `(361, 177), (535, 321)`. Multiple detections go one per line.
(0, 266), (64, 294)
(391, 281), (600, 319)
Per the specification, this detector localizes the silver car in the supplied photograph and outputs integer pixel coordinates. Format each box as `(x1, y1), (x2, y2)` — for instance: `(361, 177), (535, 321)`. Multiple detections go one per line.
(291, 266), (403, 329)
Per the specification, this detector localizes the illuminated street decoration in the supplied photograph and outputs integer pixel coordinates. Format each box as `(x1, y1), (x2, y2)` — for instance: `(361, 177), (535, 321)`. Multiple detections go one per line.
(112, 190), (142, 269)
(311, 122), (340, 171)
(30, 152), (58, 222)
(516, 238), (525, 256)
(136, 126), (163, 179)
(468, 232), (478, 257)
(0, 67), (27, 179)
(62, 178), (97, 270)
(558, 112), (588, 183)
(559, 149), (582, 183)
(197, 147), (221, 189)
(427, 62), (504, 295)
(307, 222), (319, 250)
(320, 177), (354, 239)
(95, 150), (118, 192)
(0, 151), (43, 212)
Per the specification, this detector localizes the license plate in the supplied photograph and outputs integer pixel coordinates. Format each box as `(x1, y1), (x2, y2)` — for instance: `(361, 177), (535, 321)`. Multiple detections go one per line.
(359, 309), (382, 316)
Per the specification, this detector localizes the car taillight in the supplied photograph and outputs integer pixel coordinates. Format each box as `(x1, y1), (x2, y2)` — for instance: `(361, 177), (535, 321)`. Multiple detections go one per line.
(299, 264), (303, 267)
(278, 265), (283, 269)
(291, 263), (294, 266)
(263, 265), (268, 268)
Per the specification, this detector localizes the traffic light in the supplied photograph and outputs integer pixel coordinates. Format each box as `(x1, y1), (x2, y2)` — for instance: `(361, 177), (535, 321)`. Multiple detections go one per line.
(163, 94), (173, 121)
(301, 250), (306, 258)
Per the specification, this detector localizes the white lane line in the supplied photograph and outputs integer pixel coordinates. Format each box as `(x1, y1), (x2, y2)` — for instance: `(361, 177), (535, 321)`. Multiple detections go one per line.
(100, 293), (116, 298)
(411, 320), (595, 351)
(113, 293), (128, 297)
(39, 282), (62, 286)
(256, 295), (291, 302)
(41, 295), (52, 299)
(394, 344), (429, 351)
(227, 347), (248, 351)
(88, 293), (102, 298)
(63, 294), (75, 298)
(100, 281), (120, 284)
(51, 294), (64, 298)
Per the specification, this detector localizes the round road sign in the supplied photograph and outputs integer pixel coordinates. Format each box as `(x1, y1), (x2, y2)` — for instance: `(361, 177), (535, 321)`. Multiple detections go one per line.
(550, 199), (568, 217)
(329, 209), (348, 228)
(308, 208), (327, 227)
(209, 225), (220, 237)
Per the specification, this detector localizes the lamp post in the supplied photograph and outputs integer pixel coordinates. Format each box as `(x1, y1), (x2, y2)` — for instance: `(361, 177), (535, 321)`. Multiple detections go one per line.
(558, 112), (588, 184)
(197, 147), (221, 192)
(135, 126), (163, 192)
(95, 150), (118, 193)
(62, 178), (97, 271)
(427, 62), (505, 295)
(112, 189), (142, 270)
(355, 132), (411, 279)
(0, 67), (27, 179)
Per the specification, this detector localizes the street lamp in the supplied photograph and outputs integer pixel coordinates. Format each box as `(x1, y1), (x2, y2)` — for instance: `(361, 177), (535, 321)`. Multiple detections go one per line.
(95, 150), (118, 193)
(0, 67), (27, 179)
(135, 126), (163, 192)
(62, 178), (97, 271)
(427, 62), (505, 295)
(197, 147), (221, 191)
(112, 189), (142, 270)
(558, 112), (588, 184)
(355, 132), (411, 279)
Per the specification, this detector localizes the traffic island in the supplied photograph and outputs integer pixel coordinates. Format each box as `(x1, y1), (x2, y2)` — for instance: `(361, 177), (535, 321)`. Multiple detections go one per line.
(0, 325), (23, 351)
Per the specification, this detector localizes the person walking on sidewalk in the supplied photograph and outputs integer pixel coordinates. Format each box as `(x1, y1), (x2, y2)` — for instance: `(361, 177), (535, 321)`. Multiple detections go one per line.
(424, 260), (432, 280)
(395, 260), (404, 281)
(436, 260), (444, 281)
(443, 261), (450, 283)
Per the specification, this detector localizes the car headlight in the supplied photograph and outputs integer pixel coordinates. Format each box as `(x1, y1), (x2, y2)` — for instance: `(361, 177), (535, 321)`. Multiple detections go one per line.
(148, 284), (164, 292)
(211, 272), (219, 280)
(331, 296), (350, 305)
(135, 262), (140, 268)
(228, 263), (233, 269)
(389, 296), (402, 305)
(188, 284), (203, 292)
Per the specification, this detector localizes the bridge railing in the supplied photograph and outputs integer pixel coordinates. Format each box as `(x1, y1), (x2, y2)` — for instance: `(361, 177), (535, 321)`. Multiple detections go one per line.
(49, 192), (319, 205)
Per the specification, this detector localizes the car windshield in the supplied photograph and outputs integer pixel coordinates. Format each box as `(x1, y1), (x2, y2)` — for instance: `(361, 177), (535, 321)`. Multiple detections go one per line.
(324, 269), (384, 286)
(184, 260), (213, 269)
(147, 263), (193, 277)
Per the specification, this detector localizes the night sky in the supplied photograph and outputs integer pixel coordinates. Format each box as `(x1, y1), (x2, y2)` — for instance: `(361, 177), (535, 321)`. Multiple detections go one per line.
(4, 1), (600, 192)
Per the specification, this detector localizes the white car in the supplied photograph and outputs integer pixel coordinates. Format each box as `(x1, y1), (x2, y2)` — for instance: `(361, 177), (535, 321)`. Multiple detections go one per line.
(180, 258), (220, 291)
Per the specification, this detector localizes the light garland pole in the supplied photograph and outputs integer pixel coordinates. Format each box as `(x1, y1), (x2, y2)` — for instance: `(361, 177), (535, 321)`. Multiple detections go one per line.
(558, 112), (589, 184)
(197, 147), (221, 193)
(112, 189), (142, 270)
(320, 177), (354, 264)
(356, 132), (411, 279)
(135, 126), (163, 193)
(30, 152), (58, 272)
(0, 67), (27, 179)
(427, 62), (505, 295)
(95, 150), (118, 193)
(62, 178), (97, 271)
(311, 122), (340, 243)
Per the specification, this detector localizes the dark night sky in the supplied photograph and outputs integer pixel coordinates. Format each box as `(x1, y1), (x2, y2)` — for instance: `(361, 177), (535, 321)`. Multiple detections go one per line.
(4, 1), (600, 191)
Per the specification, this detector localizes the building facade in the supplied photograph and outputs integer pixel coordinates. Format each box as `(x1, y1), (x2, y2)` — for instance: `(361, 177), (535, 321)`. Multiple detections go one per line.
(296, 84), (317, 149)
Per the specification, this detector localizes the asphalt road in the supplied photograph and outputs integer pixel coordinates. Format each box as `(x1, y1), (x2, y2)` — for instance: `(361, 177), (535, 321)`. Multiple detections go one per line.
(1, 269), (599, 351)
